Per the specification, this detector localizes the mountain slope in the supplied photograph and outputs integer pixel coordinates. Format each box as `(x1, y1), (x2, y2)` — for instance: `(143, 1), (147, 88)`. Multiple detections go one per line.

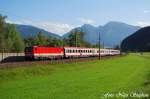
(63, 21), (140, 47)
(121, 26), (150, 52)
(101, 21), (140, 47)
(15, 24), (60, 38)
(63, 24), (101, 44)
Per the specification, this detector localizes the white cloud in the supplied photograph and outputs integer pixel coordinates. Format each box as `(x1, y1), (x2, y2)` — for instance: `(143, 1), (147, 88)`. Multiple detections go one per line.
(143, 10), (149, 14)
(35, 22), (74, 36)
(136, 21), (150, 27)
(6, 19), (74, 36)
(78, 18), (96, 25)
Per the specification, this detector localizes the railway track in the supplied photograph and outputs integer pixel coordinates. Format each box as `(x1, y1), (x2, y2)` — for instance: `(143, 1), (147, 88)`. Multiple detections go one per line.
(0, 55), (122, 69)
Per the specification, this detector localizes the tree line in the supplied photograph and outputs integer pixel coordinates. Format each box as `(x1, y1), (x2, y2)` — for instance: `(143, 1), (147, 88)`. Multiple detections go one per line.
(0, 15), (24, 53)
(0, 14), (101, 53)
(24, 30), (95, 48)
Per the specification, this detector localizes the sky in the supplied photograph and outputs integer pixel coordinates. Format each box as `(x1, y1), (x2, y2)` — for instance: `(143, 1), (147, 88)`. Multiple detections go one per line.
(0, 0), (150, 35)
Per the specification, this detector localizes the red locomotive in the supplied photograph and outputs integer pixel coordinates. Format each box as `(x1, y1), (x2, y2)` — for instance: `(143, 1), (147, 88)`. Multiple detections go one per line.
(25, 46), (120, 60)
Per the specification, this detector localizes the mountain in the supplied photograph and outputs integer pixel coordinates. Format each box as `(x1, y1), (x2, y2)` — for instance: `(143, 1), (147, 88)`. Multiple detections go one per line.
(63, 24), (100, 44)
(121, 26), (150, 52)
(101, 22), (140, 47)
(15, 24), (61, 38)
(63, 21), (140, 48)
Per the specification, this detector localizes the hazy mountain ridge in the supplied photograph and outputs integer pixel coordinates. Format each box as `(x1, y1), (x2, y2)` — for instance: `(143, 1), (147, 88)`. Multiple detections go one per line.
(14, 22), (140, 48)
(15, 24), (61, 38)
(63, 21), (140, 47)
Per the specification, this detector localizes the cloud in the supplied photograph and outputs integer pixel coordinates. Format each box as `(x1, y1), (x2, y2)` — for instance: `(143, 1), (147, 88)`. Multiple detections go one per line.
(36, 22), (74, 35)
(143, 10), (149, 14)
(136, 21), (150, 27)
(78, 18), (96, 25)
(6, 19), (74, 36)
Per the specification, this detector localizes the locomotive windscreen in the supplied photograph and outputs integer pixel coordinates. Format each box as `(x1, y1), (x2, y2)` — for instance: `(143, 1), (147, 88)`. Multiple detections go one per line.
(25, 47), (33, 53)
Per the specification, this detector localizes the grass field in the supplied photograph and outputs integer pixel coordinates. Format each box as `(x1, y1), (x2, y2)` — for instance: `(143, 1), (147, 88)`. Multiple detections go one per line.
(0, 54), (150, 99)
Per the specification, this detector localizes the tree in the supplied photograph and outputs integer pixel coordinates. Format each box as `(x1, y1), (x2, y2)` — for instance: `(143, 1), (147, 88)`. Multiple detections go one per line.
(53, 39), (64, 47)
(24, 37), (36, 47)
(67, 30), (92, 47)
(5, 24), (24, 52)
(0, 15), (7, 52)
(35, 31), (48, 46)
(114, 45), (120, 50)
(92, 43), (102, 48)
(24, 32), (66, 47)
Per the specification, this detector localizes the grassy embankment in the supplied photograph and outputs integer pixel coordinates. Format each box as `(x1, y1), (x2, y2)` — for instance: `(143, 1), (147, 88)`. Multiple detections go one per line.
(0, 54), (150, 99)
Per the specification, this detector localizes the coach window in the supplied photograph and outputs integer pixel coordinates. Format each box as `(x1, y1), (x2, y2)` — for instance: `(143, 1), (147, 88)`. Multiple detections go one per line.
(66, 50), (68, 53)
(80, 50), (82, 53)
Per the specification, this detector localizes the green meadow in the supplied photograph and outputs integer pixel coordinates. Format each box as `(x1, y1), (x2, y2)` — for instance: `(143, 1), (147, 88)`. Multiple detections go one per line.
(0, 54), (150, 99)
